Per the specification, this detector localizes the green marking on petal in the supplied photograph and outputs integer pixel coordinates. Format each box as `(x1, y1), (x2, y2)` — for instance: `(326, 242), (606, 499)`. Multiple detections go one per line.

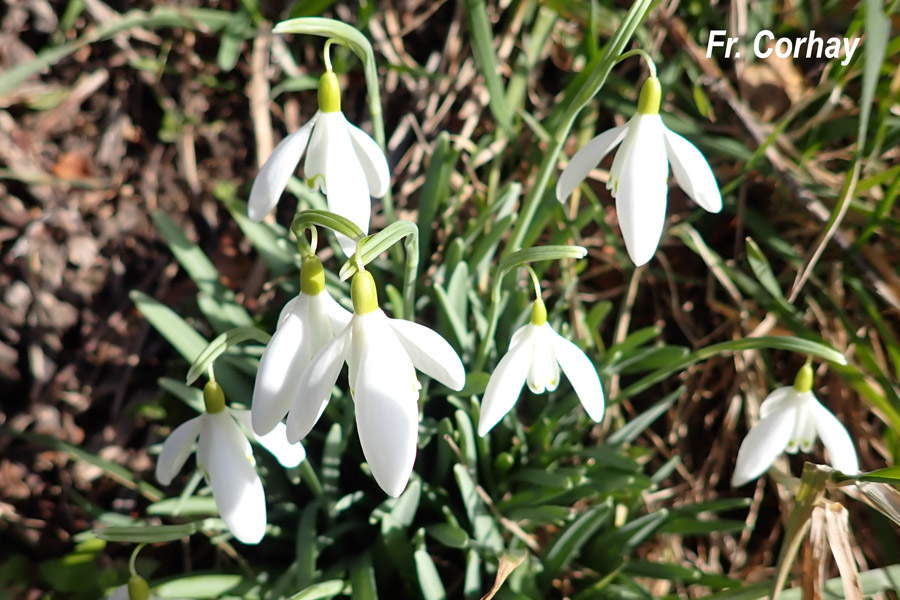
(307, 173), (325, 190)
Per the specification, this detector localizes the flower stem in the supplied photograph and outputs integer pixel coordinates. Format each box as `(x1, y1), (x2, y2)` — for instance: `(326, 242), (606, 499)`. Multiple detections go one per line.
(128, 543), (146, 577)
(502, 0), (654, 256)
(615, 48), (657, 78)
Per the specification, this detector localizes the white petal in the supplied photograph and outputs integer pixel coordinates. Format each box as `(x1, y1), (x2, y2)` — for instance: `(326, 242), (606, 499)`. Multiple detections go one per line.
(248, 114), (319, 221)
(615, 114), (669, 266)
(792, 396), (819, 453)
(286, 325), (352, 442)
(251, 294), (312, 435)
(389, 318), (466, 391)
(202, 413), (266, 544)
(549, 327), (605, 422)
(810, 401), (859, 475)
(346, 119), (391, 198)
(155, 416), (202, 486)
(109, 585), (129, 600)
(527, 325), (559, 394)
(304, 112), (370, 256)
(508, 324), (532, 351)
(759, 386), (793, 419)
(478, 330), (535, 437)
(731, 403), (798, 487)
(231, 409), (306, 468)
(354, 329), (421, 497)
(662, 127), (722, 213)
(556, 125), (627, 203)
(277, 295), (299, 326)
(316, 289), (353, 332)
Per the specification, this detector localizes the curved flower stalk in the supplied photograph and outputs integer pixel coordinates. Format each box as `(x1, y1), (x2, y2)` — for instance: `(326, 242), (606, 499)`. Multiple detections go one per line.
(286, 270), (465, 497)
(732, 363), (859, 487)
(155, 382), (305, 544)
(248, 70), (390, 256)
(251, 256), (351, 435)
(556, 76), (722, 266)
(478, 298), (605, 436)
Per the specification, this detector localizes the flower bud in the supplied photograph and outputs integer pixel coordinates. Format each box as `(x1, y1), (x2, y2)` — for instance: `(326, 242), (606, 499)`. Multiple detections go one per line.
(318, 72), (341, 113)
(792, 362), (814, 393)
(351, 271), (379, 315)
(637, 77), (661, 115)
(204, 381), (226, 414)
(127, 575), (150, 600)
(300, 256), (326, 296)
(530, 298), (547, 326)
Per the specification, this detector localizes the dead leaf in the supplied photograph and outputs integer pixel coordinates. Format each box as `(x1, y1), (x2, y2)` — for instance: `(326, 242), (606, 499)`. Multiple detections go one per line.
(481, 551), (527, 600)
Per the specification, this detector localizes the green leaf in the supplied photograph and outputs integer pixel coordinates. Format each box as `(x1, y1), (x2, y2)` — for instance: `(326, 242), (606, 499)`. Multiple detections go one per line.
(414, 534), (447, 600)
(542, 502), (612, 583)
(154, 574), (246, 599)
(288, 581), (350, 600)
(461, 0), (513, 135)
(95, 521), (206, 543)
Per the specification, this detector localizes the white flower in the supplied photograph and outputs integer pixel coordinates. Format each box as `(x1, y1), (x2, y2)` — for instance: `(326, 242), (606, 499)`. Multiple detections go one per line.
(155, 383), (305, 544)
(732, 368), (859, 486)
(251, 257), (351, 435)
(556, 76), (721, 266)
(248, 72), (390, 256)
(478, 300), (605, 436)
(286, 271), (465, 497)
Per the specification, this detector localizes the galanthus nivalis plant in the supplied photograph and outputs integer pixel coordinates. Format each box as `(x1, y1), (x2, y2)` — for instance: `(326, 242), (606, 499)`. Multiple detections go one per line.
(731, 363), (859, 487)
(248, 69), (390, 255)
(251, 256), (352, 435)
(285, 269), (465, 497)
(556, 76), (722, 266)
(155, 381), (306, 544)
(478, 298), (605, 436)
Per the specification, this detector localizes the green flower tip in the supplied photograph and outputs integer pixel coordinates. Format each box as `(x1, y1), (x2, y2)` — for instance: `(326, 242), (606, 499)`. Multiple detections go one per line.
(127, 575), (150, 600)
(530, 298), (547, 326)
(792, 362), (814, 393)
(318, 71), (341, 113)
(203, 380), (226, 414)
(351, 270), (379, 315)
(637, 76), (661, 115)
(301, 256), (326, 296)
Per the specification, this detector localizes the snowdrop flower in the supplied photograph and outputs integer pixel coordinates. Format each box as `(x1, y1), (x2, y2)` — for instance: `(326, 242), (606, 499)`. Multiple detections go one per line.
(556, 76), (722, 266)
(251, 256), (351, 435)
(248, 71), (390, 255)
(155, 381), (305, 544)
(732, 363), (859, 487)
(286, 270), (465, 497)
(109, 575), (185, 600)
(478, 299), (605, 436)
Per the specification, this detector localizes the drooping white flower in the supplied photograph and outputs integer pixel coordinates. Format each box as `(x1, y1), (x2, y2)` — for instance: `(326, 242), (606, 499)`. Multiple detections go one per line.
(248, 71), (390, 256)
(251, 256), (351, 435)
(731, 364), (859, 487)
(286, 270), (465, 497)
(478, 299), (605, 436)
(556, 76), (722, 266)
(155, 382), (305, 544)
